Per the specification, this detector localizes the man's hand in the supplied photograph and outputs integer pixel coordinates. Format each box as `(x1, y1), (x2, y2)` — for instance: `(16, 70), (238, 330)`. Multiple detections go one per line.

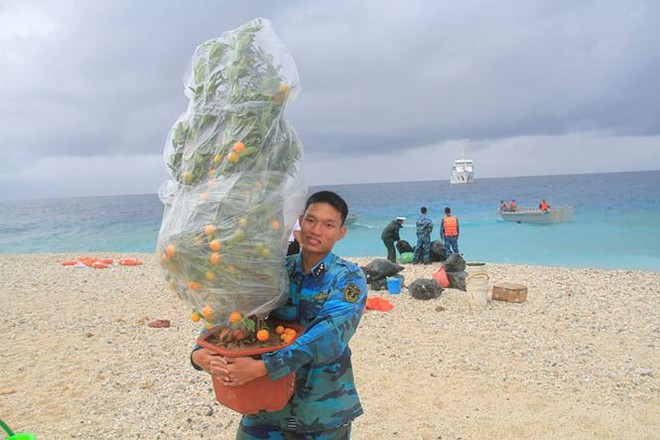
(193, 350), (268, 387)
(218, 356), (268, 387)
(192, 348), (222, 374)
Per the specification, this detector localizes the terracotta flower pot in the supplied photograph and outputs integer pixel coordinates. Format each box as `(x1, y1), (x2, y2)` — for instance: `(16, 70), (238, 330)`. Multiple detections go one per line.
(196, 321), (304, 414)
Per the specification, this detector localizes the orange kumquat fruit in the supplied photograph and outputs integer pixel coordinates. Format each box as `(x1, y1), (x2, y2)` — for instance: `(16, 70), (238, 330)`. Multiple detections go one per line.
(233, 141), (245, 153)
(201, 305), (213, 319)
(228, 311), (243, 324)
(256, 329), (269, 342)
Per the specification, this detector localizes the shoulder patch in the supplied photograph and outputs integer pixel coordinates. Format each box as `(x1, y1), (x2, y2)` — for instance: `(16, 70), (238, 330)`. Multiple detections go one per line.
(343, 283), (361, 303)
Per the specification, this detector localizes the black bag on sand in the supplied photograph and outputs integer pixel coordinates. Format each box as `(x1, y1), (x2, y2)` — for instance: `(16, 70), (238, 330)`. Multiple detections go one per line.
(408, 278), (443, 300)
(362, 259), (404, 284)
(445, 270), (468, 291)
(396, 240), (414, 254)
(443, 253), (466, 272)
(429, 240), (446, 262)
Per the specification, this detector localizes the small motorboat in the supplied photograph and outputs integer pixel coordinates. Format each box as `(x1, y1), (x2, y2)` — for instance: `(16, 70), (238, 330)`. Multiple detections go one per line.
(498, 206), (574, 224)
(345, 214), (357, 225)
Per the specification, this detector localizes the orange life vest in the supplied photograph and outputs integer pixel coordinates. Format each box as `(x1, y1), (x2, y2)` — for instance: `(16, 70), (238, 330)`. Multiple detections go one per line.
(540, 200), (548, 211)
(443, 215), (458, 236)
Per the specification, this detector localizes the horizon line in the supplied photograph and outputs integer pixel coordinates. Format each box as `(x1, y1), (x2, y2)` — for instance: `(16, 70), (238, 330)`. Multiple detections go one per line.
(2, 168), (658, 202)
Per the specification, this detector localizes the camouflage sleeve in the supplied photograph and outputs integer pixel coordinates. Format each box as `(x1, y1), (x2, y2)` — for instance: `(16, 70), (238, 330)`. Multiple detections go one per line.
(261, 265), (367, 380)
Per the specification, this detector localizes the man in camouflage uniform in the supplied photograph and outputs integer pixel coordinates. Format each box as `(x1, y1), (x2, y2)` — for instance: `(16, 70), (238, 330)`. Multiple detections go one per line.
(192, 191), (367, 439)
(412, 206), (433, 264)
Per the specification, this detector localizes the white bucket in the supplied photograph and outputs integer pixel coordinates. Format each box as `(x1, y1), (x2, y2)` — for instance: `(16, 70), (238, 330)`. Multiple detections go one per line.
(466, 272), (490, 306)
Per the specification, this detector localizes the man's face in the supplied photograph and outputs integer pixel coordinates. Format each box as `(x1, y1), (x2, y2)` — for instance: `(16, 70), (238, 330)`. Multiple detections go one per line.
(299, 202), (346, 256)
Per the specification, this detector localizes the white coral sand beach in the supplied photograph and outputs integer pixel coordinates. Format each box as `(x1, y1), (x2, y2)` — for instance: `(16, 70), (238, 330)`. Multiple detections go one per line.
(1, 254), (658, 439)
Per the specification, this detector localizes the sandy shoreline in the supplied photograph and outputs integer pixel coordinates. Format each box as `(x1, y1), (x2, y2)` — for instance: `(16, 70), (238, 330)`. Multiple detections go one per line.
(1, 253), (658, 439)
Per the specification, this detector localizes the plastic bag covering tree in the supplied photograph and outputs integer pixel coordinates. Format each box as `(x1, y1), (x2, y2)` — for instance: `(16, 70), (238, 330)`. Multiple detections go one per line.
(156, 19), (307, 327)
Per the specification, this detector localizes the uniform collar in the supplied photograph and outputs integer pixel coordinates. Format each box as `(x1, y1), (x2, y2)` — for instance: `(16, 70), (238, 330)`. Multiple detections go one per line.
(293, 252), (334, 280)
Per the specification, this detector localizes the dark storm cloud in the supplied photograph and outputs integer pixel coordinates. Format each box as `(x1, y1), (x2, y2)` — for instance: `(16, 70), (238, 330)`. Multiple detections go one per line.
(283, 0), (660, 155)
(1, 0), (659, 198)
(0, 0), (290, 161)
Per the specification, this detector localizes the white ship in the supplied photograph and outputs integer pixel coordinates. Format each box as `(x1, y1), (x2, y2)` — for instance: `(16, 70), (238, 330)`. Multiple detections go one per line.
(450, 148), (474, 184)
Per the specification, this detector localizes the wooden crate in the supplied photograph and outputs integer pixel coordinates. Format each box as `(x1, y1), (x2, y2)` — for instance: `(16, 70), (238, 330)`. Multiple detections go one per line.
(492, 282), (528, 303)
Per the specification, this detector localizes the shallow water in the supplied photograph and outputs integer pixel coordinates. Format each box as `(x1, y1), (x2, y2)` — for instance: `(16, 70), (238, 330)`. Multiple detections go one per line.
(1, 171), (658, 271)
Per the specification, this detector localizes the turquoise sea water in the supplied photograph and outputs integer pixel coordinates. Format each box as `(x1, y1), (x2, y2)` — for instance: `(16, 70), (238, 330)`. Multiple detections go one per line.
(1, 171), (659, 271)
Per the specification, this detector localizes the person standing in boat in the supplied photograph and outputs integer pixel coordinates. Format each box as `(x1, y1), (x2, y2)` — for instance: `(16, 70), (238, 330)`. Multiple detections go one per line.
(381, 217), (405, 262)
(412, 207), (433, 265)
(539, 199), (550, 211)
(509, 199), (517, 212)
(441, 207), (460, 256)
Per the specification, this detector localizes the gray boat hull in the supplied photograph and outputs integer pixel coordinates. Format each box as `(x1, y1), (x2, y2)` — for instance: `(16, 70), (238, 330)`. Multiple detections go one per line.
(498, 207), (574, 224)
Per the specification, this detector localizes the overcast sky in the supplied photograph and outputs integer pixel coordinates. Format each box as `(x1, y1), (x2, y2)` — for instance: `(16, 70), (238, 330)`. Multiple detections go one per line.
(1, 0), (659, 200)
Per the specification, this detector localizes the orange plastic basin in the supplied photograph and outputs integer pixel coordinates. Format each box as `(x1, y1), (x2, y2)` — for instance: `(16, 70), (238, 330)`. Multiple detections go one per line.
(196, 320), (304, 414)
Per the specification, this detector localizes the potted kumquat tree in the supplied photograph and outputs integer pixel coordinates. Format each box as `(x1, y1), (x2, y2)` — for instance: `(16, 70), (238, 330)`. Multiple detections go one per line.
(156, 19), (307, 413)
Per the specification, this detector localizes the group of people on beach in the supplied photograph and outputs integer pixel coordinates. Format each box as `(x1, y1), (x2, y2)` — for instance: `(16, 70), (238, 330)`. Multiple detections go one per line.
(187, 191), (552, 438)
(381, 206), (460, 264)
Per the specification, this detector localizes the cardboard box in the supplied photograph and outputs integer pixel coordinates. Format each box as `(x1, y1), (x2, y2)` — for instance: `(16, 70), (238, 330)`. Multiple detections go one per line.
(492, 282), (528, 303)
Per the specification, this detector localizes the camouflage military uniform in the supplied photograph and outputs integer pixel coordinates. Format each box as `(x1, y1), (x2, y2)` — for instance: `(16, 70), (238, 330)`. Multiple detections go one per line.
(412, 214), (433, 264)
(237, 252), (367, 438)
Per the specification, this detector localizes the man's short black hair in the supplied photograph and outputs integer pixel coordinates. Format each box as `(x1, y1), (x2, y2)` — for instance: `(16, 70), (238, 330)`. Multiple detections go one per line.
(304, 191), (349, 225)
(421, 206), (427, 214)
(444, 207), (451, 214)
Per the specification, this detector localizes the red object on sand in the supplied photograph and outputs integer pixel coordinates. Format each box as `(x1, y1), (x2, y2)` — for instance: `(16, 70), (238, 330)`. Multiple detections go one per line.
(148, 319), (171, 328)
(118, 259), (142, 266)
(432, 266), (450, 288)
(366, 297), (394, 311)
(77, 257), (99, 267)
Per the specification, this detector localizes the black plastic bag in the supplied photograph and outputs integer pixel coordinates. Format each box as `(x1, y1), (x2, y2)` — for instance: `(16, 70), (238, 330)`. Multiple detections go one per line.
(362, 259), (404, 283)
(445, 270), (468, 291)
(429, 240), (446, 262)
(370, 278), (388, 291)
(408, 278), (443, 300)
(396, 240), (414, 254)
(443, 253), (466, 272)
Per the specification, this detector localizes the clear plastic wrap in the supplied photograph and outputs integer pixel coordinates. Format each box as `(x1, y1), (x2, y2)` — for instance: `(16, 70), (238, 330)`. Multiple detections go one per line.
(156, 18), (307, 326)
